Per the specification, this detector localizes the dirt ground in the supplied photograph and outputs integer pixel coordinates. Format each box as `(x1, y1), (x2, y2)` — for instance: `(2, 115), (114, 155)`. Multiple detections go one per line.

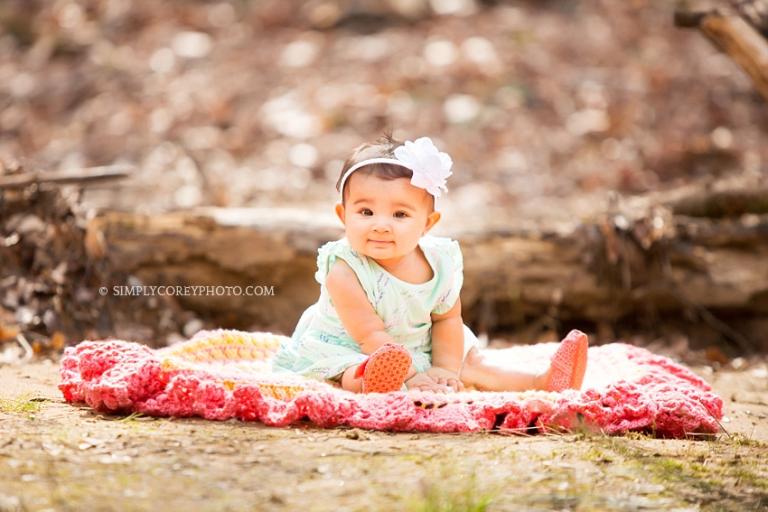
(1, 358), (766, 512)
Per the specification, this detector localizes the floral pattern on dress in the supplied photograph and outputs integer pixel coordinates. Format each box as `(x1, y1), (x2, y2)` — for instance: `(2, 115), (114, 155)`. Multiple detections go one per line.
(273, 236), (472, 381)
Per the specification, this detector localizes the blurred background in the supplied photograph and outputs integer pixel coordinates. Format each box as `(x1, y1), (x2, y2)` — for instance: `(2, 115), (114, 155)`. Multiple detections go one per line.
(1, 0), (767, 356)
(1, 0), (765, 225)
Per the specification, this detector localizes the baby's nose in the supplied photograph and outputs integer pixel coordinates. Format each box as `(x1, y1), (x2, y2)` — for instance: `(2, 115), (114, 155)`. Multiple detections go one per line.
(372, 218), (392, 231)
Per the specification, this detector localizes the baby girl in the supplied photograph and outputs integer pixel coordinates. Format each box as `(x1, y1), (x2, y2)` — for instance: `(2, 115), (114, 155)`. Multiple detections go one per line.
(274, 134), (588, 394)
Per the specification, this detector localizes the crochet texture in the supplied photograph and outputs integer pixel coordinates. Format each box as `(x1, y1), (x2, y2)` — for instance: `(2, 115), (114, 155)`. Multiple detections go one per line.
(59, 329), (723, 437)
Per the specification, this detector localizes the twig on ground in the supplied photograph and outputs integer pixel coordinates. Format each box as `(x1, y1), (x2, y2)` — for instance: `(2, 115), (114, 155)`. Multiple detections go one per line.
(0, 164), (132, 190)
(0, 334), (34, 365)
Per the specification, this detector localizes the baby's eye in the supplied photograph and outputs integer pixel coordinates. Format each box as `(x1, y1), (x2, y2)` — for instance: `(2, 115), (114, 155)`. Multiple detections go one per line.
(394, 211), (409, 219)
(360, 208), (373, 216)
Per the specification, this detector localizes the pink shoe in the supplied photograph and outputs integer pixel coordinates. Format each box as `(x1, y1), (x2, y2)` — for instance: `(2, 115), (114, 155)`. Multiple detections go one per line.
(354, 344), (412, 393)
(544, 329), (589, 392)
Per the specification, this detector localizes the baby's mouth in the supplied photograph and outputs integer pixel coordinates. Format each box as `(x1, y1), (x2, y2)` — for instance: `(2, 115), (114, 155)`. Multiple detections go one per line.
(369, 239), (394, 244)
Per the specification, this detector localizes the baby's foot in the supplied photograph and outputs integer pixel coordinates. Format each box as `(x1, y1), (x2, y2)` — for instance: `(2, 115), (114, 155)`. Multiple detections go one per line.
(543, 329), (589, 392)
(355, 344), (412, 393)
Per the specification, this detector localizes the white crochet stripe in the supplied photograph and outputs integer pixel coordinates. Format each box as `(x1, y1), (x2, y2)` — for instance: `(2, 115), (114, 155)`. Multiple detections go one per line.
(337, 157), (413, 195)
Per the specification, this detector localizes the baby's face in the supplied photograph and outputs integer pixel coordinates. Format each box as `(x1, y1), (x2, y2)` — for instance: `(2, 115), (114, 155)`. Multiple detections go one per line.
(336, 173), (439, 264)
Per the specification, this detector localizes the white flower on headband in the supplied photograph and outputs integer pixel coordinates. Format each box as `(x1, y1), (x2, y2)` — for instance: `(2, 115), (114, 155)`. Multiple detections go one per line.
(394, 137), (453, 198)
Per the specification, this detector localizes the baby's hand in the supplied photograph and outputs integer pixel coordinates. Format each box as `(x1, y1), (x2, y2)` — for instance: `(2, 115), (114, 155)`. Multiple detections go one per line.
(426, 367), (464, 392)
(405, 372), (452, 393)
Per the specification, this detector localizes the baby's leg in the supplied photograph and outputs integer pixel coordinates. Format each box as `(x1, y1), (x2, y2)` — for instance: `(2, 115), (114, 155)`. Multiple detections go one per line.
(339, 344), (412, 393)
(457, 324), (545, 391)
(460, 330), (588, 392)
(340, 365), (363, 392)
(460, 347), (546, 391)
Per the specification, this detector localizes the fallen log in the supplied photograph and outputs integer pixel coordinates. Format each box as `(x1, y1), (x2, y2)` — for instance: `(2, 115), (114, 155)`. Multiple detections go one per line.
(86, 185), (768, 350)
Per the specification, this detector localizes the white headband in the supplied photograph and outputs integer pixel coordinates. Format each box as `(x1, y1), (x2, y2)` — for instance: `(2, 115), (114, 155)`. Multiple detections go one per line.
(338, 137), (453, 198)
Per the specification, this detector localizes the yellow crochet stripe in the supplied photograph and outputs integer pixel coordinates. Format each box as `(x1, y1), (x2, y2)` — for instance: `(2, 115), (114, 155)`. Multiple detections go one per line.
(159, 358), (310, 400)
(251, 383), (308, 401)
(159, 330), (287, 363)
(158, 330), (311, 401)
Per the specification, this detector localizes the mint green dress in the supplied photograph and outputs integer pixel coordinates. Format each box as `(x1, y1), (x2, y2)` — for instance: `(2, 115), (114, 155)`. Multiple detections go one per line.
(273, 235), (478, 381)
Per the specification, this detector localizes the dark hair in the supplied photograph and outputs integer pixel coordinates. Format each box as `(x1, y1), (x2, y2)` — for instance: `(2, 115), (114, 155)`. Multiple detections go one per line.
(337, 133), (434, 211)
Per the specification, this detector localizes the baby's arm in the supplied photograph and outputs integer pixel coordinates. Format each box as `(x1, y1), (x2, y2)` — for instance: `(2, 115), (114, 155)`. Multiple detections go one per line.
(326, 259), (450, 392)
(429, 298), (465, 391)
(326, 259), (397, 355)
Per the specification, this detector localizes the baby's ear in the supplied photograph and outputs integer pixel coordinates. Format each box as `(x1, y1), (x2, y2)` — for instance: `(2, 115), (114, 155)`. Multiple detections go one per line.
(424, 211), (441, 233)
(334, 203), (346, 225)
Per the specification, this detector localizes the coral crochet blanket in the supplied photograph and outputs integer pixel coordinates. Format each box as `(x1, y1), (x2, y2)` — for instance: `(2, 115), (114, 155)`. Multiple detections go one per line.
(59, 330), (723, 437)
